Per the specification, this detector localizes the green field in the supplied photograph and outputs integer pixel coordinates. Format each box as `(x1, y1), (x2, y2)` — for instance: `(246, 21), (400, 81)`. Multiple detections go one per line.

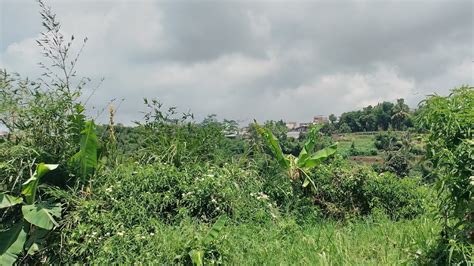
(335, 133), (378, 156)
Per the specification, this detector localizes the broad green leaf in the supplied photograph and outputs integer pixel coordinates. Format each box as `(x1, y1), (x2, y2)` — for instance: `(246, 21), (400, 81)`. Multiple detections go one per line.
(27, 243), (39, 256)
(302, 178), (310, 188)
(0, 193), (23, 209)
(22, 203), (62, 230)
(302, 143), (338, 168)
(188, 250), (204, 266)
(25, 228), (49, 256)
(300, 169), (317, 191)
(0, 222), (27, 266)
(22, 163), (58, 204)
(297, 125), (323, 167)
(255, 123), (290, 169)
(70, 120), (98, 182)
(204, 215), (227, 245)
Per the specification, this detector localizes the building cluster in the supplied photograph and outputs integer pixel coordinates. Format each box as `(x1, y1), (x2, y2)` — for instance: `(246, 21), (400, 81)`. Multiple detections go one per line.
(0, 131), (8, 140)
(285, 115), (328, 139)
(223, 115), (329, 139)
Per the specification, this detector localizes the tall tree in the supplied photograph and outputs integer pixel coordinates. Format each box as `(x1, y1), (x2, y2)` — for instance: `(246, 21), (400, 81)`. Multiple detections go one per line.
(391, 99), (410, 130)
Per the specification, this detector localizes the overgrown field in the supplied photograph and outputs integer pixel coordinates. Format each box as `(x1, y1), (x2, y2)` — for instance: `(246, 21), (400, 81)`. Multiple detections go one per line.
(58, 215), (440, 264)
(0, 2), (472, 265)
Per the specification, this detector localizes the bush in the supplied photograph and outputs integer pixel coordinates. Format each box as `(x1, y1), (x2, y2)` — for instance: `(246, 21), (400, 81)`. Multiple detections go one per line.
(53, 162), (278, 262)
(61, 161), (275, 226)
(310, 156), (426, 220)
(382, 150), (411, 177)
(416, 86), (473, 264)
(374, 132), (399, 151)
(0, 143), (39, 193)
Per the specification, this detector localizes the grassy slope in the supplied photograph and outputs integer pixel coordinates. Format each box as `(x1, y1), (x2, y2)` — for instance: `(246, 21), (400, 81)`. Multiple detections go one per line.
(70, 216), (439, 265)
(223, 217), (438, 265)
(336, 133), (377, 156)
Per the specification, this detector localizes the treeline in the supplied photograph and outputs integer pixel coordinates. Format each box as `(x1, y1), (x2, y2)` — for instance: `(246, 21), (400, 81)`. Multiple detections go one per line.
(325, 99), (413, 133)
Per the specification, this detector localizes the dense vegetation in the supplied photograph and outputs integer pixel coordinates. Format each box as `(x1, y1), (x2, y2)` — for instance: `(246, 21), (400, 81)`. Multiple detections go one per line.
(0, 2), (472, 265)
(325, 98), (413, 133)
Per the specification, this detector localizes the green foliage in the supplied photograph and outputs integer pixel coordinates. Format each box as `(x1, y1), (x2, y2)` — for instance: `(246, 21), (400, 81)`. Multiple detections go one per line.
(0, 0), (91, 192)
(64, 163), (274, 226)
(21, 203), (61, 230)
(310, 156), (426, 220)
(382, 150), (411, 177)
(416, 86), (473, 264)
(22, 163), (58, 204)
(0, 163), (60, 265)
(1, 2), (465, 265)
(338, 123), (352, 133)
(0, 143), (40, 194)
(337, 133), (377, 157)
(255, 123), (290, 169)
(47, 215), (439, 264)
(0, 223), (28, 265)
(374, 131), (399, 151)
(0, 194), (23, 209)
(135, 99), (242, 167)
(181, 215), (228, 265)
(336, 99), (413, 132)
(255, 123), (337, 189)
(70, 120), (98, 183)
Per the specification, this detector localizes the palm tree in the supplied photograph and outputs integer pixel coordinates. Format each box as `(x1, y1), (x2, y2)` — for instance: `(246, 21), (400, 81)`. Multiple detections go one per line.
(391, 99), (410, 130)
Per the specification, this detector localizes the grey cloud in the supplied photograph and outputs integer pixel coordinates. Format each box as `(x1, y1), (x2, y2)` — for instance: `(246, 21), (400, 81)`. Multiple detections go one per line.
(0, 0), (472, 125)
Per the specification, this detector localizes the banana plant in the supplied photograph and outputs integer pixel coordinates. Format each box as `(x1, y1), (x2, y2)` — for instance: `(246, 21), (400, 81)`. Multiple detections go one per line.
(0, 163), (60, 265)
(255, 123), (338, 190)
(177, 216), (228, 266)
(70, 120), (98, 183)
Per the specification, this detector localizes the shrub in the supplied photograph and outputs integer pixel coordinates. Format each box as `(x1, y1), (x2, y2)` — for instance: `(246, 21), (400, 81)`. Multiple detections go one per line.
(416, 86), (473, 264)
(134, 100), (244, 167)
(54, 162), (278, 262)
(0, 143), (39, 194)
(310, 156), (426, 220)
(0, 1), (92, 188)
(66, 162), (275, 224)
(374, 132), (398, 151)
(382, 150), (411, 177)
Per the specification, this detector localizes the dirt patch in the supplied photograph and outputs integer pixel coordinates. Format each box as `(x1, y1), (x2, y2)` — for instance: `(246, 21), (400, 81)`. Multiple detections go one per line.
(349, 156), (384, 164)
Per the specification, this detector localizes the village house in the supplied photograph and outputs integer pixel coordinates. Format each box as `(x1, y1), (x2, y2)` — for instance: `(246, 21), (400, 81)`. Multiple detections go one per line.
(286, 115), (328, 139)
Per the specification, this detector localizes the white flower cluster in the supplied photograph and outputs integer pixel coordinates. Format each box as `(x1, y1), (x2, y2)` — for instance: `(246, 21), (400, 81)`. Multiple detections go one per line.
(250, 192), (269, 201)
(182, 191), (194, 197)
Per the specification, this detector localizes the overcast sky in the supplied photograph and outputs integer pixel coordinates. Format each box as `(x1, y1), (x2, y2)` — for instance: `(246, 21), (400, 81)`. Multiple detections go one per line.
(1, 0), (472, 125)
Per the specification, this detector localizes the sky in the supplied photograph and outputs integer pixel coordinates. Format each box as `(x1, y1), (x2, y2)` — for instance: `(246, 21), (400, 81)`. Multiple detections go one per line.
(0, 0), (472, 125)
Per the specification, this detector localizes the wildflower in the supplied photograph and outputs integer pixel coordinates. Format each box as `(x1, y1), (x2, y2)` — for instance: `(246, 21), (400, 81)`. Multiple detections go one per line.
(182, 192), (194, 197)
(117, 231), (124, 237)
(105, 187), (113, 193)
(150, 232), (155, 236)
(470, 176), (474, 186)
(257, 192), (269, 200)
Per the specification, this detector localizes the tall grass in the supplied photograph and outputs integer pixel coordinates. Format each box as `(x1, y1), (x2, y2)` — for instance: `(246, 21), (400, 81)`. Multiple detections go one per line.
(52, 214), (439, 264)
